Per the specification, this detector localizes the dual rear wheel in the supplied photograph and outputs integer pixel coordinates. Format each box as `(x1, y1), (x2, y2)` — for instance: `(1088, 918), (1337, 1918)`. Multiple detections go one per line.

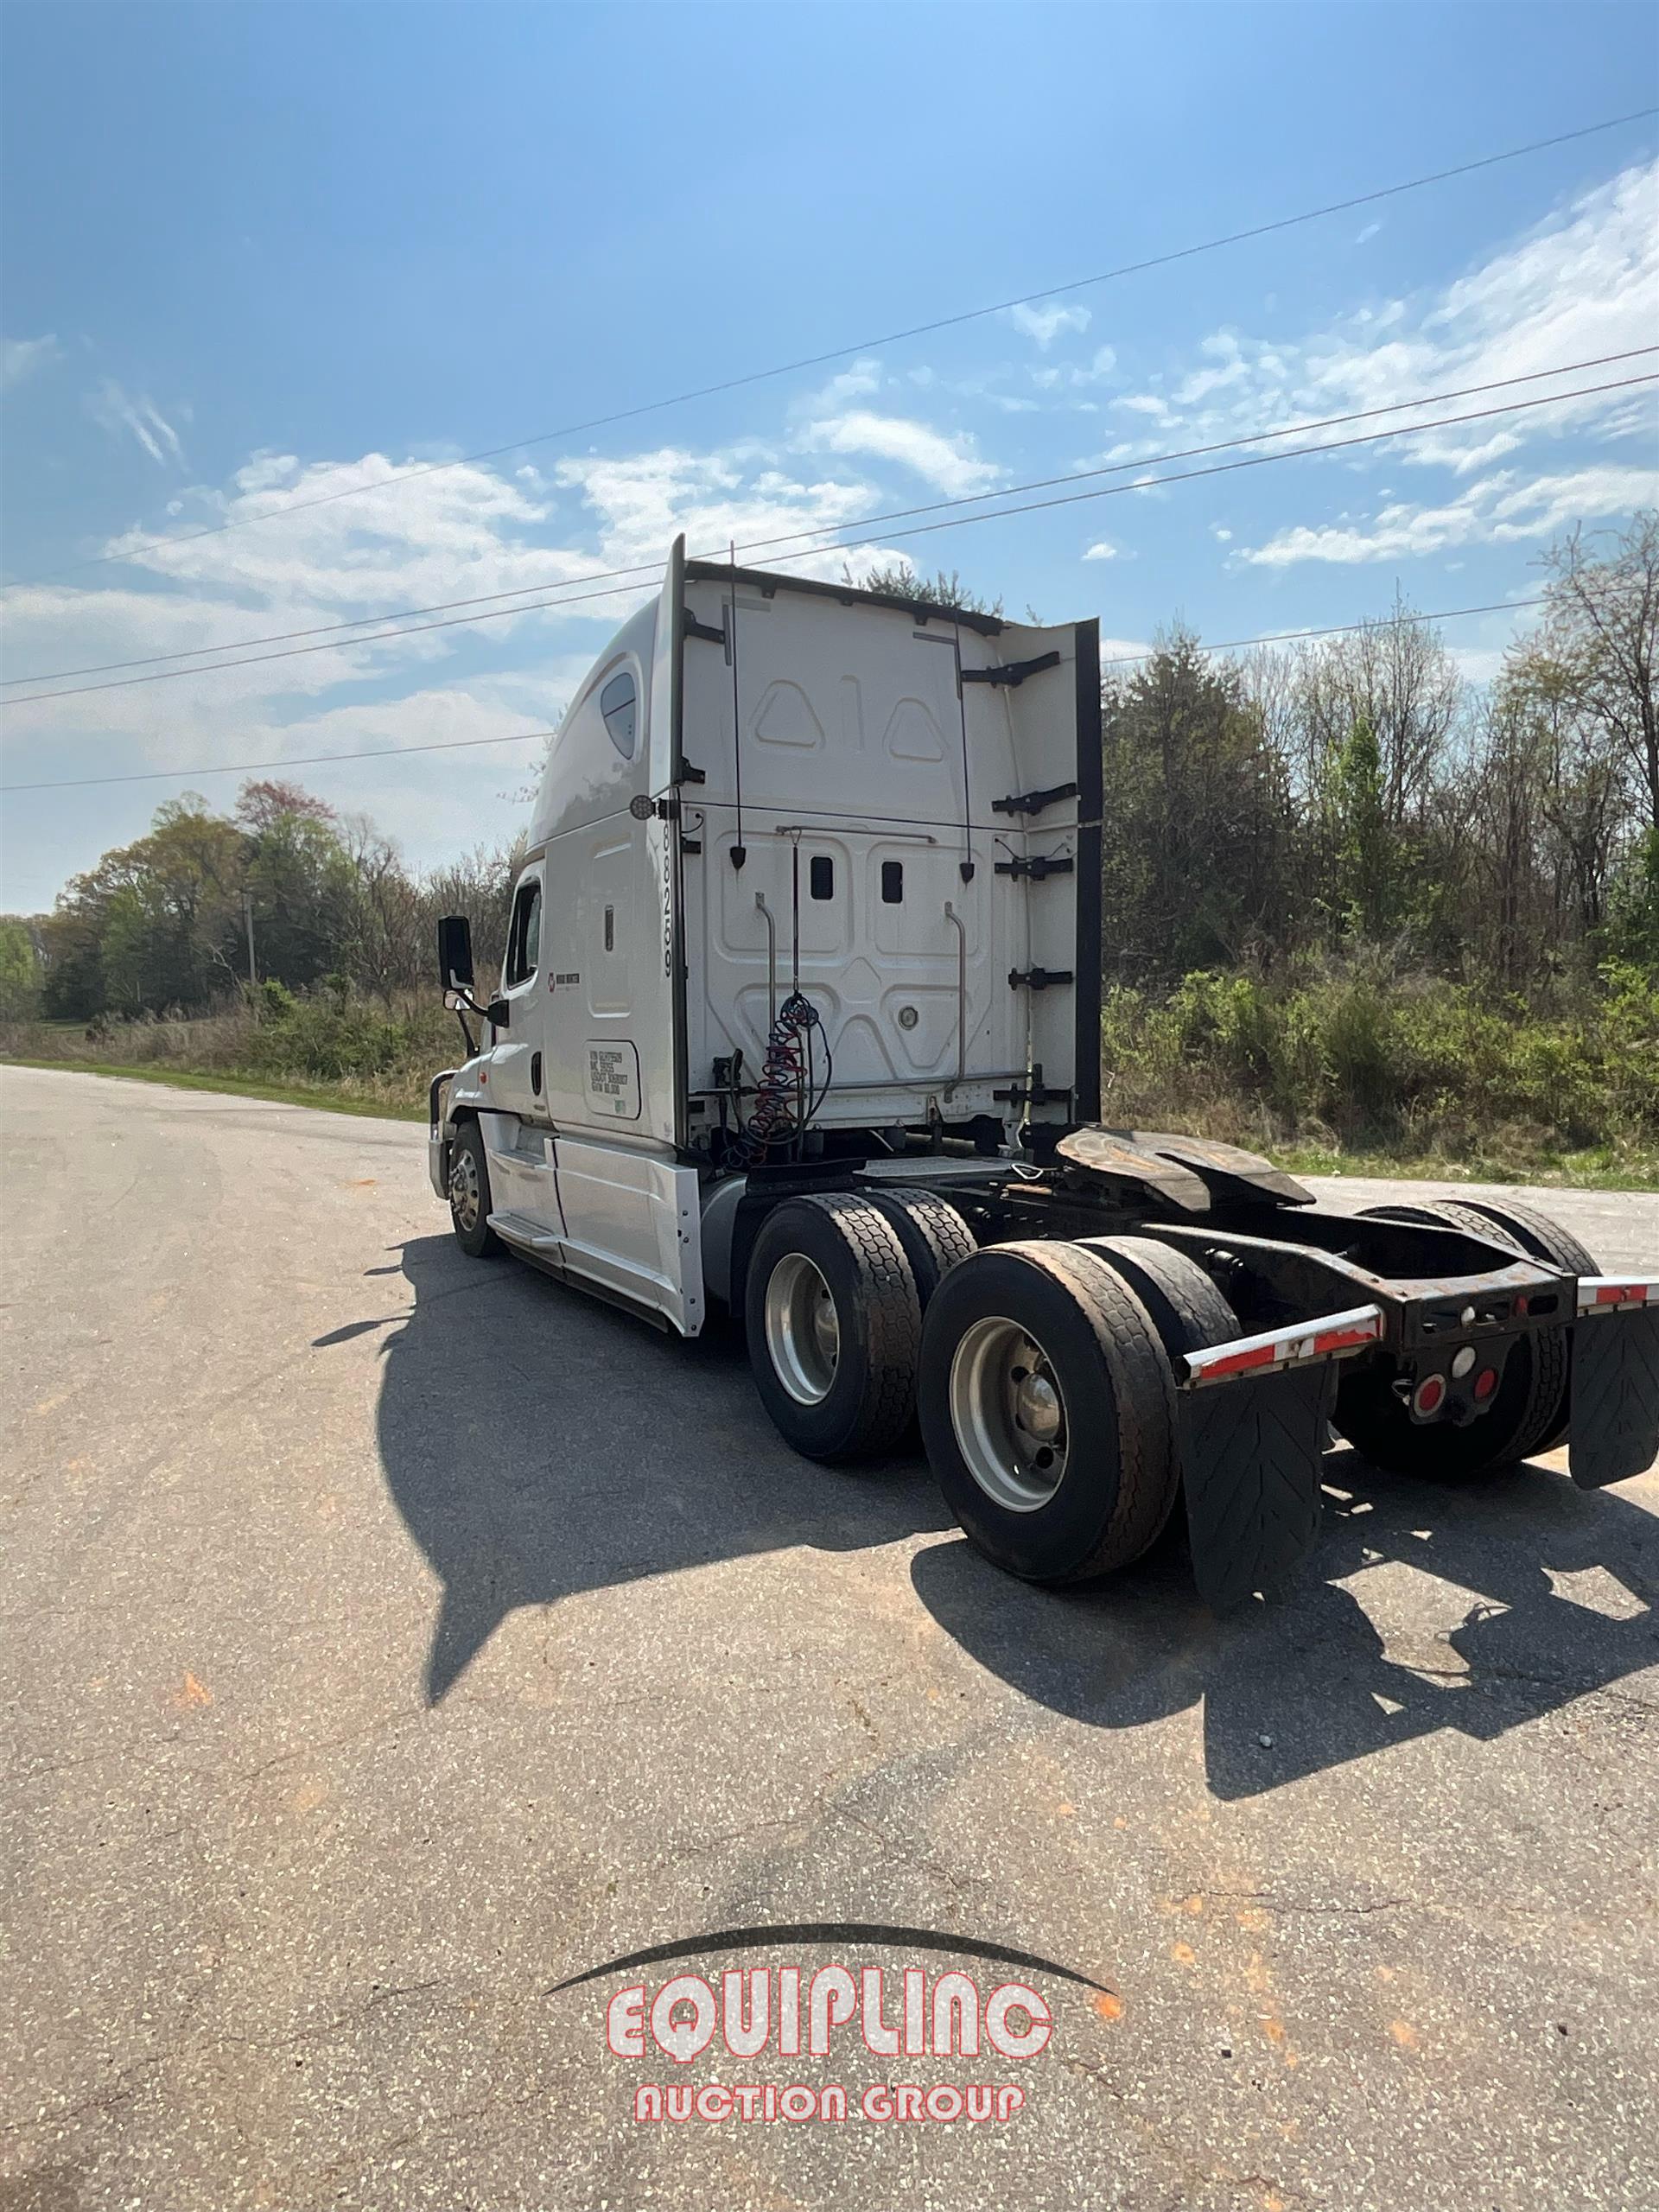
(746, 1197), (1239, 1583)
(1333, 1197), (1597, 1478)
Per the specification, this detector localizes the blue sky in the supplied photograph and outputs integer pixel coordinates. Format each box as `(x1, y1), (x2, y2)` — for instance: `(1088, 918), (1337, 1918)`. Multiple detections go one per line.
(2, 1), (1656, 913)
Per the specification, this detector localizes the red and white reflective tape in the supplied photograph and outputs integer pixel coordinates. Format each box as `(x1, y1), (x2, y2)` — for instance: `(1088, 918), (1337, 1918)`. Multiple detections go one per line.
(1180, 1304), (1384, 1390)
(1576, 1276), (1659, 1317)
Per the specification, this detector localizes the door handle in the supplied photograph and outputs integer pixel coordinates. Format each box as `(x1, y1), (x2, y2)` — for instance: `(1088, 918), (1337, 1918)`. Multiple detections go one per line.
(531, 1052), (543, 1095)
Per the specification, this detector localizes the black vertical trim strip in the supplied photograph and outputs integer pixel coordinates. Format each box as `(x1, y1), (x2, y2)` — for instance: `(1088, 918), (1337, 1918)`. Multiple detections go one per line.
(667, 554), (691, 1152)
(1071, 618), (1103, 1123)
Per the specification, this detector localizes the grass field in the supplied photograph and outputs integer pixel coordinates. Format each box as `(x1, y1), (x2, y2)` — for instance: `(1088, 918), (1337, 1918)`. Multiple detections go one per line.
(6, 963), (1655, 1189)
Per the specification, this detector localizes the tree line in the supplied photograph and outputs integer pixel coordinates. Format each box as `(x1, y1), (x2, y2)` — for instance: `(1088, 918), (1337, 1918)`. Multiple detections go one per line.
(1093, 512), (1656, 993)
(3, 512), (1653, 1032)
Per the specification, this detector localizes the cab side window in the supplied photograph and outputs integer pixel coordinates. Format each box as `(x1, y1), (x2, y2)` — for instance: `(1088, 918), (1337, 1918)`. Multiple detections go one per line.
(601, 671), (638, 760)
(505, 878), (543, 986)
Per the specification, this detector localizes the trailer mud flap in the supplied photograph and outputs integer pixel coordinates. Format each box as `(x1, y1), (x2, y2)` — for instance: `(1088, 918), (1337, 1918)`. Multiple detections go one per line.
(1569, 1302), (1659, 1490)
(1177, 1363), (1331, 1611)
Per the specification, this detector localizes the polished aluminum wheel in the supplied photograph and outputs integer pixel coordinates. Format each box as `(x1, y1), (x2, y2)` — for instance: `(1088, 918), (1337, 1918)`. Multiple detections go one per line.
(763, 1251), (842, 1405)
(948, 1315), (1068, 1511)
(449, 1143), (481, 1236)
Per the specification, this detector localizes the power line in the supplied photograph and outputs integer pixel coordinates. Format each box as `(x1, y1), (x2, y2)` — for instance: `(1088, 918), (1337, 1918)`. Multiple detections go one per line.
(2, 728), (558, 794)
(1102, 594), (1548, 665)
(6, 346), (1649, 690)
(4, 366), (1651, 709)
(0, 594), (1559, 794)
(4, 105), (1651, 594)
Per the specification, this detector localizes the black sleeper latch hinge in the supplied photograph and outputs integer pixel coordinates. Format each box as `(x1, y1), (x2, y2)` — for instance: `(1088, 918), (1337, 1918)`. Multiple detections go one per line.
(993, 1064), (1066, 1109)
(961, 650), (1062, 690)
(994, 853), (1075, 881)
(993, 779), (1078, 818)
(683, 610), (726, 645)
(1008, 965), (1075, 991)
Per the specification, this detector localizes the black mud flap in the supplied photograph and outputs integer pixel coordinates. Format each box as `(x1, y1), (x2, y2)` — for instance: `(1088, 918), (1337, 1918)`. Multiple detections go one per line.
(1569, 1308), (1659, 1489)
(1177, 1365), (1331, 1611)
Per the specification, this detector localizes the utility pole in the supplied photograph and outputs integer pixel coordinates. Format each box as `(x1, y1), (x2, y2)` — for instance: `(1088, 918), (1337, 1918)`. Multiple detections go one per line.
(243, 890), (257, 986)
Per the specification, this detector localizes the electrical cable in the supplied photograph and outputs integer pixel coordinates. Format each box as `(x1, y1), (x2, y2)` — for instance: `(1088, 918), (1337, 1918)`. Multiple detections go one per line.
(3, 360), (1649, 709)
(0, 589), (1580, 795)
(5, 105), (1649, 592)
(6, 345), (1649, 689)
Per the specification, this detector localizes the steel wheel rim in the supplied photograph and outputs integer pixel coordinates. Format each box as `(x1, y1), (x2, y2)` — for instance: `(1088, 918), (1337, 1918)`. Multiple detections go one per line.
(450, 1143), (481, 1235)
(764, 1252), (841, 1405)
(949, 1316), (1068, 1511)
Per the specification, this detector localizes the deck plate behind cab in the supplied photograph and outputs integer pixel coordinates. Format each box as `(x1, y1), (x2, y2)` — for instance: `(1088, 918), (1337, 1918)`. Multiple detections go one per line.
(1053, 1127), (1313, 1213)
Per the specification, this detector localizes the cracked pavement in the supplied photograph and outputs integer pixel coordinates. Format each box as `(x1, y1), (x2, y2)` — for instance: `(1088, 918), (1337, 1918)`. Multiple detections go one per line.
(3, 1065), (1657, 2211)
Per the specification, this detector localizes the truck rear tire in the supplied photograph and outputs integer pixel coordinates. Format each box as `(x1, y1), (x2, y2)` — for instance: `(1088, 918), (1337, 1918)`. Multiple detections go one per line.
(448, 1122), (503, 1259)
(1077, 1236), (1241, 1360)
(1077, 1236), (1243, 1556)
(745, 1194), (922, 1460)
(1350, 1197), (1592, 1465)
(917, 1242), (1178, 1585)
(861, 1186), (976, 1308)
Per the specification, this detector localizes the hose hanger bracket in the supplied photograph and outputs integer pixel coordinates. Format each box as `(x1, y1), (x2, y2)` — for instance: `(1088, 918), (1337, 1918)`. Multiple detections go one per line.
(995, 853), (1075, 882)
(961, 650), (1062, 690)
(993, 779), (1079, 818)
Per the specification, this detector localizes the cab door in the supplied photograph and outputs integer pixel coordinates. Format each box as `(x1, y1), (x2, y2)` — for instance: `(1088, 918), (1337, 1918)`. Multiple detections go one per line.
(489, 860), (548, 1120)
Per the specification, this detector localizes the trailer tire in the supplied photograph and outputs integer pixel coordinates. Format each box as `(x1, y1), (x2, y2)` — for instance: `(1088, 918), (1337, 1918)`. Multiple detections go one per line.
(861, 1187), (977, 1308)
(918, 1241), (1178, 1584)
(1355, 1197), (1593, 1460)
(746, 1195), (922, 1461)
(448, 1120), (503, 1259)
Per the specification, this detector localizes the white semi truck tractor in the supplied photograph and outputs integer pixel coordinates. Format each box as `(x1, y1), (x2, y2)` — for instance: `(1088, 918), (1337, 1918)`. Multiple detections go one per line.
(428, 537), (1659, 1609)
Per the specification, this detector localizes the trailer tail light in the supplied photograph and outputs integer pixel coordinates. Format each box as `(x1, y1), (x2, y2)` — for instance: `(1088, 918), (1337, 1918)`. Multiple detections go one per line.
(1413, 1374), (1446, 1417)
(1473, 1367), (1499, 1402)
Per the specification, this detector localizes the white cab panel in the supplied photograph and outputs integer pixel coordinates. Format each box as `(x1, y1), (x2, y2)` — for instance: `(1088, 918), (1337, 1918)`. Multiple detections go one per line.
(550, 1140), (703, 1333)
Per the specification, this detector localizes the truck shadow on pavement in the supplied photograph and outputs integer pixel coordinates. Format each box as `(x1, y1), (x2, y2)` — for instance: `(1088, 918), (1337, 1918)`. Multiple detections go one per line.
(911, 1465), (1659, 1800)
(374, 1236), (955, 1702)
(374, 1234), (1657, 1798)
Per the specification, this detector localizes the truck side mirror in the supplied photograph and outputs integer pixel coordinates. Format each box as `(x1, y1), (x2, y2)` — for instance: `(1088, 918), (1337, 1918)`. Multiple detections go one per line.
(437, 915), (474, 989)
(486, 995), (511, 1031)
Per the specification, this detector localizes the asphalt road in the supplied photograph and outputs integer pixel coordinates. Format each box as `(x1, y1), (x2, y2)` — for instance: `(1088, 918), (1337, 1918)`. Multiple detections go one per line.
(3, 1065), (1657, 2212)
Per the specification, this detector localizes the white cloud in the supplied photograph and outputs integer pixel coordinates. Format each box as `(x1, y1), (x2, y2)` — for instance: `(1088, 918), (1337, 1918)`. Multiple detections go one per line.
(794, 357), (884, 415)
(1238, 461), (1659, 568)
(800, 409), (1002, 496)
(1031, 344), (1118, 396)
(0, 428), (912, 853)
(88, 379), (188, 468)
(1103, 156), (1659, 491)
(1083, 539), (1121, 562)
(2, 334), (60, 390)
(1211, 524), (1233, 543)
(1356, 220), (1382, 245)
(1004, 302), (1091, 351)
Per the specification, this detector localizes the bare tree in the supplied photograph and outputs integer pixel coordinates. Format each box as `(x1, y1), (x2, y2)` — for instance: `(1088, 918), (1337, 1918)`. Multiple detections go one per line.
(1537, 512), (1659, 829)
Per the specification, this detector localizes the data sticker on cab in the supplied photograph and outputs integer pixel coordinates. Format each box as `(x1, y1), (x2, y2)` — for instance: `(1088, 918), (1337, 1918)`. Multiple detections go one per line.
(586, 1041), (642, 1120)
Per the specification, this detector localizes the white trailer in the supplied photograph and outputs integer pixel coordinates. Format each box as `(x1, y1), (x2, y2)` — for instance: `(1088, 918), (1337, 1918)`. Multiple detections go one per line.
(429, 539), (1659, 1609)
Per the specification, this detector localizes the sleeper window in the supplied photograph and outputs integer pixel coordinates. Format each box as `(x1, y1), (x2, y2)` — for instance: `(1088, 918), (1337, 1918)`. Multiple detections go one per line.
(600, 671), (638, 760)
(810, 855), (834, 900)
(505, 879), (543, 986)
(881, 861), (904, 904)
